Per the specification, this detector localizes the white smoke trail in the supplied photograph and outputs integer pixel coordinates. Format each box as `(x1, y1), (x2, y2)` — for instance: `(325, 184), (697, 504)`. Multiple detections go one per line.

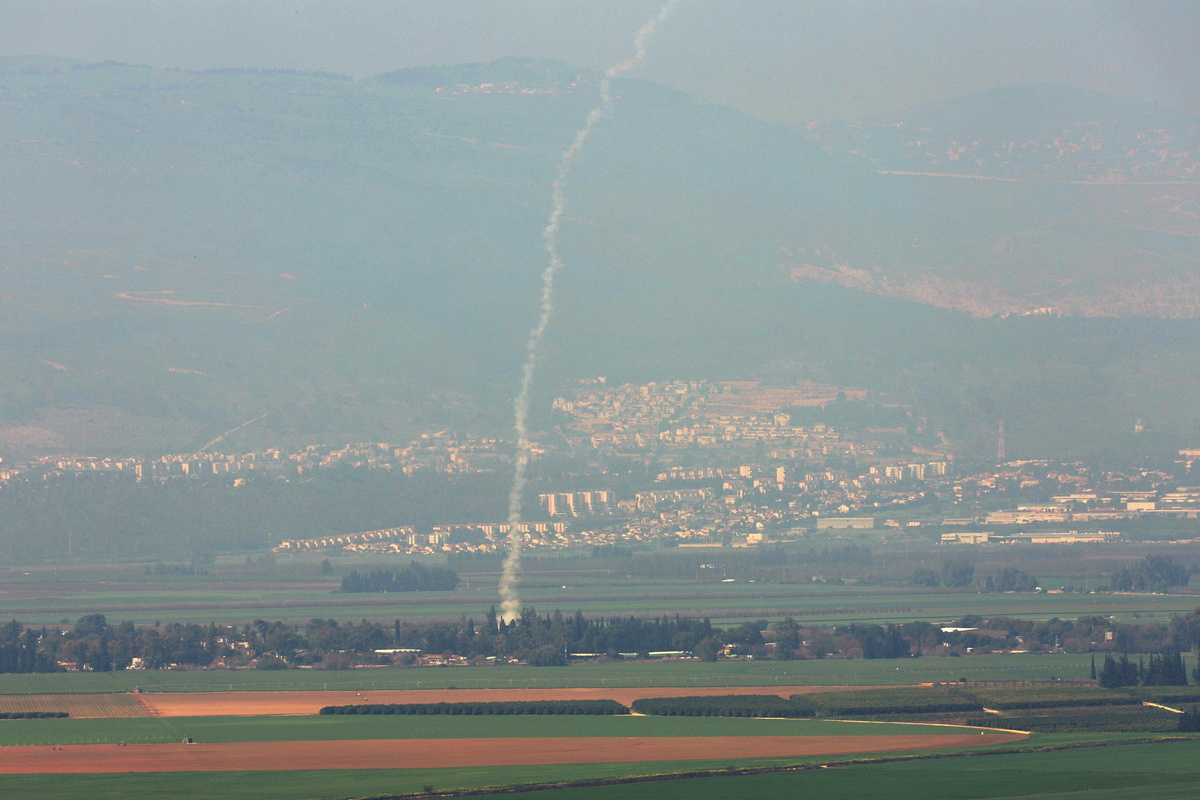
(498, 1), (678, 623)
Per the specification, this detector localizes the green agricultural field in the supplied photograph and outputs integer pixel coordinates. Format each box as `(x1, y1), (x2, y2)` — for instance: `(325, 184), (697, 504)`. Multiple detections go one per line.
(0, 653), (1097, 694)
(0, 763), (800, 800)
(0, 714), (970, 747)
(0, 729), (1192, 800)
(1, 568), (1195, 627)
(514, 740), (1200, 800)
(967, 704), (1179, 733)
(972, 685), (1141, 709)
(0, 759), (901, 800)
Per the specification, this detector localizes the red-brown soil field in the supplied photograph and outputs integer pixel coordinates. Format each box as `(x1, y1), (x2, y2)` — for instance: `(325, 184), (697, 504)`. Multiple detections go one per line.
(0, 733), (1025, 774)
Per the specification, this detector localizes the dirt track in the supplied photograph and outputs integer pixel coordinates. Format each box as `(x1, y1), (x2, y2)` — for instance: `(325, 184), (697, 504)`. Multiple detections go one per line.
(0, 733), (1025, 774)
(142, 686), (878, 717)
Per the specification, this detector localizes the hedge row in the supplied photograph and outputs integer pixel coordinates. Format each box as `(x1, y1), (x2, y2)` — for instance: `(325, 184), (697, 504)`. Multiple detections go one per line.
(0, 711), (69, 719)
(318, 700), (628, 716)
(971, 686), (1140, 710)
(803, 687), (983, 716)
(630, 695), (816, 718)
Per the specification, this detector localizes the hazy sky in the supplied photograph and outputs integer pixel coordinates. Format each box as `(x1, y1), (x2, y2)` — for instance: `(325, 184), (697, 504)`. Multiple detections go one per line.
(2, 0), (1197, 123)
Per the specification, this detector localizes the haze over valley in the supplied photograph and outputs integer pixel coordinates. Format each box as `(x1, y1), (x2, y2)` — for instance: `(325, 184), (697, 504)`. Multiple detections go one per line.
(1, 56), (1199, 460)
(5, 7), (1200, 799)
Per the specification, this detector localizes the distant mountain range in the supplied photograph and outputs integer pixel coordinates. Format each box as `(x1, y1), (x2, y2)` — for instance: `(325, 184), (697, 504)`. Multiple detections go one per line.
(1, 56), (1197, 457)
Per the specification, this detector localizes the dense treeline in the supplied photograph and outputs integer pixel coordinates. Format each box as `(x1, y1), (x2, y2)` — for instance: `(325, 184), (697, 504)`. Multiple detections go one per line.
(630, 695), (815, 718)
(0, 612), (718, 672)
(1110, 555), (1192, 592)
(985, 567), (1039, 593)
(475, 609), (718, 661)
(0, 621), (58, 673)
(339, 564), (458, 593)
(0, 711), (68, 719)
(319, 700), (627, 716)
(1097, 651), (1190, 688)
(7, 607), (1200, 674)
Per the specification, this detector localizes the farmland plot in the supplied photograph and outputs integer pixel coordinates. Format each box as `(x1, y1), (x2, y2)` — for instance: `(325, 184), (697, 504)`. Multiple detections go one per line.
(0, 693), (146, 719)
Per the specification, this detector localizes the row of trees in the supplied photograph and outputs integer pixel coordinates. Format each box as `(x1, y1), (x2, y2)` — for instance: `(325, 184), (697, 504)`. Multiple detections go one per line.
(1109, 555), (1192, 592)
(0, 620), (58, 673)
(7, 607), (1200, 673)
(1096, 651), (1191, 688)
(319, 700), (627, 716)
(913, 555), (1194, 594)
(913, 561), (1038, 592)
(339, 563), (458, 593)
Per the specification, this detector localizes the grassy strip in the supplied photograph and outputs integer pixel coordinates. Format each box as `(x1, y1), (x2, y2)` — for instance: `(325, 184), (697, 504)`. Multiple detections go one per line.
(0, 714), (972, 747)
(972, 685), (1140, 710)
(1123, 685), (1200, 703)
(0, 654), (1097, 694)
(3, 574), (1194, 627)
(806, 687), (982, 715)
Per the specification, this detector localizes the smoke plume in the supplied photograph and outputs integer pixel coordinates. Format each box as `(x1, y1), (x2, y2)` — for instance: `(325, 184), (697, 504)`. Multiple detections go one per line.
(498, 1), (678, 623)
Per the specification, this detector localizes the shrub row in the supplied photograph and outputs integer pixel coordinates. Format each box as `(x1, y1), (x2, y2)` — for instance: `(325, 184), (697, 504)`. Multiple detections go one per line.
(971, 686), (1139, 710)
(0, 711), (69, 719)
(630, 695), (816, 718)
(318, 700), (628, 716)
(803, 687), (983, 716)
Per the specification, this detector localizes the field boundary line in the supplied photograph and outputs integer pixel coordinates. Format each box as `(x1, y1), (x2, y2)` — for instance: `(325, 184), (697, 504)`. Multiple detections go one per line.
(131, 694), (158, 717)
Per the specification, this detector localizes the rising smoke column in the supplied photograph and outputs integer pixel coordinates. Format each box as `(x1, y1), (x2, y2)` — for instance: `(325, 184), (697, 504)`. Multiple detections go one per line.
(499, 1), (678, 622)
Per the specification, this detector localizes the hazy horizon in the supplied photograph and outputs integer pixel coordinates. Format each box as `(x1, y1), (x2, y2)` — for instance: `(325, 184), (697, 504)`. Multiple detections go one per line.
(3, 0), (1197, 123)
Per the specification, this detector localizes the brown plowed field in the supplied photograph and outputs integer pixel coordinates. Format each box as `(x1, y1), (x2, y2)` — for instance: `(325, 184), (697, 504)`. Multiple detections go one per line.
(142, 686), (878, 717)
(0, 733), (1025, 774)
